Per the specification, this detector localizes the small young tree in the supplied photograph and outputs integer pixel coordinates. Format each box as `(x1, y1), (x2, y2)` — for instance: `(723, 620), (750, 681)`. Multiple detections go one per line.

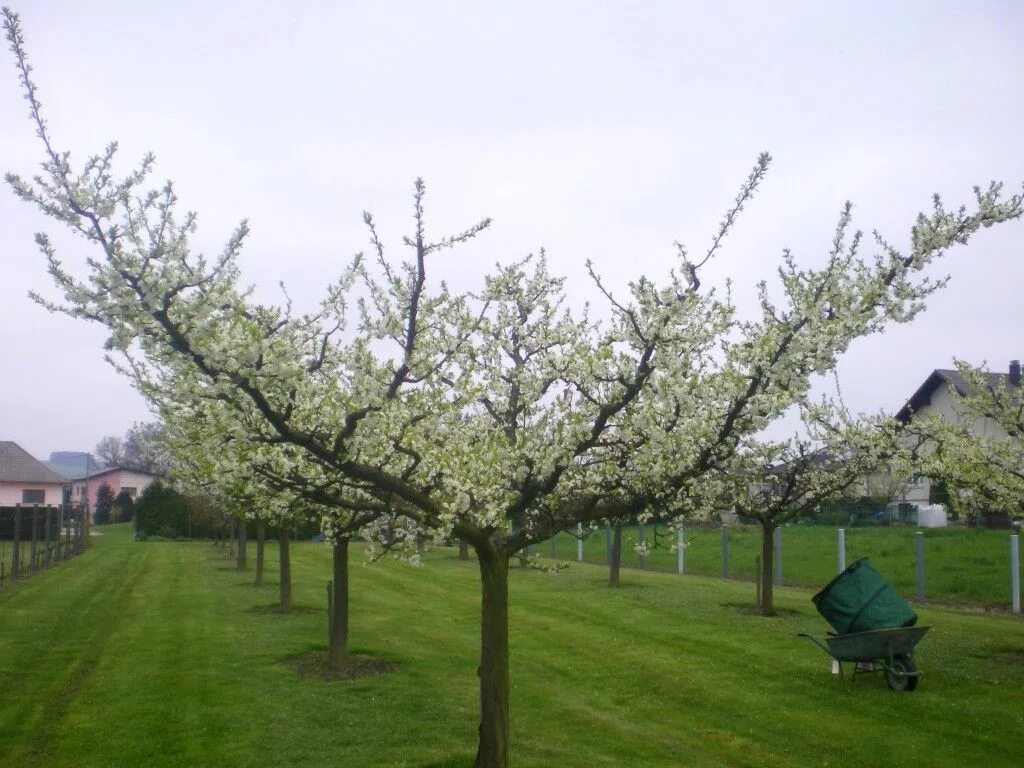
(93, 482), (115, 525)
(727, 403), (908, 615)
(158, 412), (307, 612)
(157, 394), (386, 666)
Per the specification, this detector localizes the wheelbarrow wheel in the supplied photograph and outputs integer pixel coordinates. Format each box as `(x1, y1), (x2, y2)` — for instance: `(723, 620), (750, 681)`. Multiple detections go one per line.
(885, 655), (918, 692)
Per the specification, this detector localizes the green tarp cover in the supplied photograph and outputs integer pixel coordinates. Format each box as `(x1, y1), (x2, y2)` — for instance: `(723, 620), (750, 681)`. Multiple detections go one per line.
(812, 558), (917, 635)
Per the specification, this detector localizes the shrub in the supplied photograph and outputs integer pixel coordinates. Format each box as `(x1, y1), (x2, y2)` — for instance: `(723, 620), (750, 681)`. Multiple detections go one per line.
(134, 482), (224, 539)
(113, 490), (135, 523)
(94, 482), (115, 525)
(135, 481), (189, 538)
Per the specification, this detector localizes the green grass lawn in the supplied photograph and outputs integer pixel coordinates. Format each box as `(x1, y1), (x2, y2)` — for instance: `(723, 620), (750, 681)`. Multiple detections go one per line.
(2, 524), (1023, 767)
(547, 524), (1020, 606)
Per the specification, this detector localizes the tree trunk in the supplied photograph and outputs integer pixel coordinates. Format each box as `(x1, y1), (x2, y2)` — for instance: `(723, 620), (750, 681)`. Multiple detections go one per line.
(759, 521), (775, 616)
(236, 519), (247, 571)
(608, 525), (623, 587)
(474, 543), (510, 768)
(279, 528), (292, 612)
(326, 537), (350, 673)
(459, 540), (470, 561)
(254, 520), (265, 586)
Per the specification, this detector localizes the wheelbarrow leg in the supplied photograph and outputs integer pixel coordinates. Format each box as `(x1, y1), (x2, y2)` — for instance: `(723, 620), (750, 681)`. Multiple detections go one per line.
(798, 632), (845, 682)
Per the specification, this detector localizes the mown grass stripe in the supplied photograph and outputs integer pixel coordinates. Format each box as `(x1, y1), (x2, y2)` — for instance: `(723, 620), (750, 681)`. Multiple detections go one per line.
(2, 524), (1023, 767)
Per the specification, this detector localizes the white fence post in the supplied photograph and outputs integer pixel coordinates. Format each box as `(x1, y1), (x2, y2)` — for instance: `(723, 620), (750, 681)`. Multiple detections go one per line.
(638, 524), (646, 569)
(837, 528), (846, 573)
(773, 526), (783, 586)
(677, 527), (685, 575)
(577, 523), (584, 562)
(721, 525), (730, 578)
(1011, 534), (1021, 615)
(915, 531), (926, 603)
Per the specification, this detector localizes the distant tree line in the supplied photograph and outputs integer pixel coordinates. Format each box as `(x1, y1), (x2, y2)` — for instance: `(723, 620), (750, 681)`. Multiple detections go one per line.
(94, 422), (170, 475)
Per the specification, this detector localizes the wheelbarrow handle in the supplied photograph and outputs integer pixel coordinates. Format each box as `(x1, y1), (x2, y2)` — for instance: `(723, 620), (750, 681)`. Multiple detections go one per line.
(797, 631), (835, 658)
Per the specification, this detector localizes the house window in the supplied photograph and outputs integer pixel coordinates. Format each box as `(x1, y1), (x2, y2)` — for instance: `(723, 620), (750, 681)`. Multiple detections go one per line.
(122, 486), (137, 497)
(22, 489), (45, 504)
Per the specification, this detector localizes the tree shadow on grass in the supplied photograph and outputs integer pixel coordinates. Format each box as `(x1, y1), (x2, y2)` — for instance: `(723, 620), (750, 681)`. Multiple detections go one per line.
(719, 601), (803, 618)
(248, 603), (318, 615)
(231, 579), (264, 587)
(972, 643), (1024, 665)
(414, 756), (475, 768)
(586, 578), (647, 590)
(282, 649), (397, 682)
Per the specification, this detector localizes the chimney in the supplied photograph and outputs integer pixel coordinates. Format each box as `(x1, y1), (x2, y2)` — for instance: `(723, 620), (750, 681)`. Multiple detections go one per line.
(1010, 360), (1021, 387)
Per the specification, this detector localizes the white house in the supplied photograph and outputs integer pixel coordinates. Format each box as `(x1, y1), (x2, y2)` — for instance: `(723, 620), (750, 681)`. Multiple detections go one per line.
(0, 441), (68, 507)
(889, 360), (1021, 516)
(70, 466), (162, 518)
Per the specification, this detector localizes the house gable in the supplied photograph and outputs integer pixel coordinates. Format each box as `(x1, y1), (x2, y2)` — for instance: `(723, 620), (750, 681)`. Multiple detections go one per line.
(896, 370), (966, 422)
(897, 367), (1014, 432)
(70, 466), (163, 514)
(887, 361), (1020, 516)
(0, 441), (68, 484)
(0, 441), (69, 507)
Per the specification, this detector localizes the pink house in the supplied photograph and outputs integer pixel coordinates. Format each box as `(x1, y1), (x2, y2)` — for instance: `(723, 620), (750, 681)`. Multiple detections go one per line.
(0, 441), (68, 507)
(70, 466), (162, 518)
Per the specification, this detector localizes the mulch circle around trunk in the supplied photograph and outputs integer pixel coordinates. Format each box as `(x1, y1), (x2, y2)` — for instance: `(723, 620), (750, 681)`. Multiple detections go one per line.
(283, 650), (397, 681)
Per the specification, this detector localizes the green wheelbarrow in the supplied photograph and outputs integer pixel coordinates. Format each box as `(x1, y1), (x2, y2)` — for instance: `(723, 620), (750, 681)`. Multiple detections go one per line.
(799, 558), (931, 691)
(798, 625), (931, 691)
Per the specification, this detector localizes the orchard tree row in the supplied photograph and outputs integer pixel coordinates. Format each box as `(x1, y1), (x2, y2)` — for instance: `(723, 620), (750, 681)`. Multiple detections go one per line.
(5, 9), (1022, 767)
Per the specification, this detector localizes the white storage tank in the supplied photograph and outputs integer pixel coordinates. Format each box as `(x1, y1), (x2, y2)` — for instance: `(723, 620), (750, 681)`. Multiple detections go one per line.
(917, 503), (948, 528)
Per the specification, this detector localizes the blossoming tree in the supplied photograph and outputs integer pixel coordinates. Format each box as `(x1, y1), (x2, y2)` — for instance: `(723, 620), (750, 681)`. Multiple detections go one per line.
(915, 361), (1024, 519)
(6, 9), (1024, 766)
(725, 399), (915, 616)
(155, 378), (396, 672)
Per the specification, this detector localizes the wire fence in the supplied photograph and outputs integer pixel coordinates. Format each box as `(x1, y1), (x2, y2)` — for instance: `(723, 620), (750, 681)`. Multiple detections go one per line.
(0, 504), (87, 586)
(537, 523), (1023, 612)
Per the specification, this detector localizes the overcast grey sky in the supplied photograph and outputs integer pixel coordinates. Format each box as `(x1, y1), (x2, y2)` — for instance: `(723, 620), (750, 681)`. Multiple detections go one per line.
(2, 0), (1023, 459)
